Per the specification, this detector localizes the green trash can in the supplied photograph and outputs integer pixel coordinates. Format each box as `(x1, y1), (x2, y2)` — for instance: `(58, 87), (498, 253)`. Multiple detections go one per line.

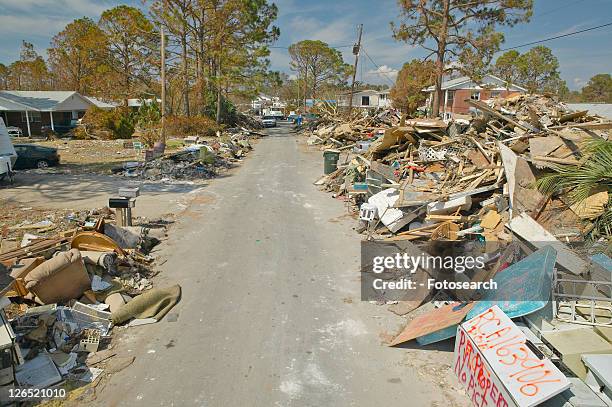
(323, 149), (341, 175)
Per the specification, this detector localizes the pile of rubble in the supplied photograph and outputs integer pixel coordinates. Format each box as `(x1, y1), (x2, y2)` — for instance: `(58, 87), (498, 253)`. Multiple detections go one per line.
(115, 129), (260, 181)
(308, 94), (611, 244)
(0, 209), (180, 396)
(235, 112), (265, 129)
(305, 94), (612, 405)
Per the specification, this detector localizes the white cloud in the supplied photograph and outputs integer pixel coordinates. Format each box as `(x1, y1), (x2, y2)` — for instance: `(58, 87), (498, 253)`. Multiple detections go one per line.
(1, 0), (109, 16)
(573, 77), (586, 88)
(0, 0), (135, 63)
(363, 65), (398, 85)
(0, 15), (68, 36)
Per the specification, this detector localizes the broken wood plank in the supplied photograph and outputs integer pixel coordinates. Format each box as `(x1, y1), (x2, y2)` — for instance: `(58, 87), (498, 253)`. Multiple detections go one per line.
(549, 121), (612, 131)
(466, 99), (529, 131)
(507, 212), (587, 275)
(531, 156), (580, 165)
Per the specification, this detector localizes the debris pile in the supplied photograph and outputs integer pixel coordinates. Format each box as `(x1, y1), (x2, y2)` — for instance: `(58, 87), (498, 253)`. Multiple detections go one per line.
(307, 94), (611, 244)
(114, 130), (259, 181)
(0, 208), (180, 395)
(235, 112), (265, 129)
(306, 94), (612, 406)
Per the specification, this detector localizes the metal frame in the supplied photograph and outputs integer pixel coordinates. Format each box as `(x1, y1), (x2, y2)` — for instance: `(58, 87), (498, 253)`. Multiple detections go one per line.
(553, 270), (612, 327)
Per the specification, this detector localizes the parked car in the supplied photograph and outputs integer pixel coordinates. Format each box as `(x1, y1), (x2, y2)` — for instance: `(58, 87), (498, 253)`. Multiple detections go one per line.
(6, 126), (23, 137)
(261, 116), (277, 128)
(13, 144), (60, 169)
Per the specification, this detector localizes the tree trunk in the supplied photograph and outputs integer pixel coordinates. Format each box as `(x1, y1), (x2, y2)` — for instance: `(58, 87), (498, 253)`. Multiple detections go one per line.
(432, 56), (443, 118)
(181, 33), (190, 117)
(431, 0), (450, 118)
(303, 69), (307, 110)
(197, 29), (206, 115)
(215, 57), (222, 124)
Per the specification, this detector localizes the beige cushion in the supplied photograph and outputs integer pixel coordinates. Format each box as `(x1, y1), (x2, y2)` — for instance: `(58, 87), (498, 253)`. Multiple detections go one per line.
(24, 249), (91, 304)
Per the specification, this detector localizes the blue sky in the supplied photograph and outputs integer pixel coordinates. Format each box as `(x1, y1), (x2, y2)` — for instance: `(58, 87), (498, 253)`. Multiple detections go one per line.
(0, 0), (611, 89)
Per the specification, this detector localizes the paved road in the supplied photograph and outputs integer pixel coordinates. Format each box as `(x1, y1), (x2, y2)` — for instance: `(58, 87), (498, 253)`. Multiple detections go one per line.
(94, 123), (468, 407)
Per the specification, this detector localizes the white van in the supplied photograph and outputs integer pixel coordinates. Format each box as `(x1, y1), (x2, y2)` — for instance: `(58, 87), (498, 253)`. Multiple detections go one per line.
(0, 118), (17, 181)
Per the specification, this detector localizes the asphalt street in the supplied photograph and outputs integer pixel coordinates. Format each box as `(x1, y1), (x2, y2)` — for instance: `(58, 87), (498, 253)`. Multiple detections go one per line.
(94, 123), (468, 407)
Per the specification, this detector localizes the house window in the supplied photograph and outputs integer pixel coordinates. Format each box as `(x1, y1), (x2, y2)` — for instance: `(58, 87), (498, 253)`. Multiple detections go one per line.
(491, 90), (501, 98)
(379, 94), (387, 100)
(361, 96), (370, 106)
(446, 91), (455, 106)
(470, 91), (481, 101)
(21, 111), (41, 123)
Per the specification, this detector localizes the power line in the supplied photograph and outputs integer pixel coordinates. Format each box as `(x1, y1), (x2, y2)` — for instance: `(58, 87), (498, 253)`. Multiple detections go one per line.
(361, 47), (396, 86)
(269, 44), (353, 49)
(532, 0), (586, 19)
(499, 21), (612, 52)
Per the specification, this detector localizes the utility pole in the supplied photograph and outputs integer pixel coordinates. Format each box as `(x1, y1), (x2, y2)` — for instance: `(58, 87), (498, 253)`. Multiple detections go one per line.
(348, 24), (363, 116)
(160, 3), (167, 145)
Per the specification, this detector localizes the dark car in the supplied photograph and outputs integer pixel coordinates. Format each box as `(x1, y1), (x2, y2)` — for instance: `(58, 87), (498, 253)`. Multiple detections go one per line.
(13, 144), (60, 169)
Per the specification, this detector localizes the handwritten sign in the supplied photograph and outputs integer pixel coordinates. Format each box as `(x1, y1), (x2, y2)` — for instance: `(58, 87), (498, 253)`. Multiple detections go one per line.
(454, 306), (570, 407)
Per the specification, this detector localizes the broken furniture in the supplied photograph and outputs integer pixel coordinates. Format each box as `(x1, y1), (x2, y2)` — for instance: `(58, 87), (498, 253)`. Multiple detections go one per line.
(23, 249), (91, 304)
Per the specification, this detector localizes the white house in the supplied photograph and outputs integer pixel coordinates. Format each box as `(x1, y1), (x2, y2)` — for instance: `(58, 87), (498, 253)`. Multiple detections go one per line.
(338, 89), (391, 110)
(251, 94), (286, 115)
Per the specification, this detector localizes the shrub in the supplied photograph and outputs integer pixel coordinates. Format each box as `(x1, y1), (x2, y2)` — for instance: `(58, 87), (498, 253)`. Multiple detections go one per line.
(81, 106), (134, 140)
(164, 115), (221, 139)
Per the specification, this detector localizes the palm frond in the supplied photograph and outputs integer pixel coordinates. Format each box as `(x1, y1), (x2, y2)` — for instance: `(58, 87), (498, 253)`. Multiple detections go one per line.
(535, 138), (612, 205)
(534, 138), (612, 240)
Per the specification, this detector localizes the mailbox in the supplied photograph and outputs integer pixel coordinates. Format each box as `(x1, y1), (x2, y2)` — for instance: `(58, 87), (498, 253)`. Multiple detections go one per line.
(108, 198), (135, 209)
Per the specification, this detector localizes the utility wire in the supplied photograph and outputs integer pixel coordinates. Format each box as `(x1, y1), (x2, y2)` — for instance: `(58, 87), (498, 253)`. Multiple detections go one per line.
(499, 21), (612, 52)
(269, 44), (353, 49)
(532, 0), (587, 19)
(361, 47), (396, 86)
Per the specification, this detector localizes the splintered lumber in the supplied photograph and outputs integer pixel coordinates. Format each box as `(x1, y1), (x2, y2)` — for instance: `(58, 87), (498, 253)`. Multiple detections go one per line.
(507, 212), (587, 275)
(426, 214), (468, 222)
(385, 222), (440, 241)
(0, 237), (70, 263)
(384, 231), (432, 241)
(559, 110), (588, 123)
(468, 136), (492, 164)
(549, 121), (612, 131)
(532, 156), (581, 165)
(466, 99), (529, 131)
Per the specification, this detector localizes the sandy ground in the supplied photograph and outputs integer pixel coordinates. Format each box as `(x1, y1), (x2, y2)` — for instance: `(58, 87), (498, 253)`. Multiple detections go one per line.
(0, 171), (204, 220)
